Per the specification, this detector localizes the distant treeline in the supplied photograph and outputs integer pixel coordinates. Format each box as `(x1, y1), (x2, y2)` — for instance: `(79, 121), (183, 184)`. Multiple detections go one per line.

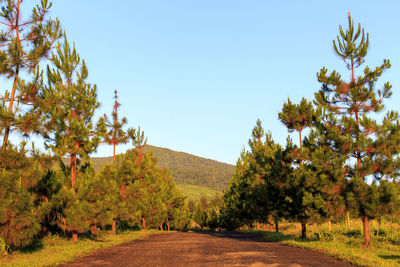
(90, 145), (235, 191)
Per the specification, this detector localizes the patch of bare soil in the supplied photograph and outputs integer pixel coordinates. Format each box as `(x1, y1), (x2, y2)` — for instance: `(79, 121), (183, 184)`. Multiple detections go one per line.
(59, 231), (353, 267)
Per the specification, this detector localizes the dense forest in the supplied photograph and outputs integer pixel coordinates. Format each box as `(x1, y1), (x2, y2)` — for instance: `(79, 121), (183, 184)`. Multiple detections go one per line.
(90, 145), (234, 190)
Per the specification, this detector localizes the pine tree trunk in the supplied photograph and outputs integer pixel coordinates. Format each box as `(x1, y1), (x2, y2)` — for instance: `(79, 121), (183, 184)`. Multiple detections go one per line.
(138, 147), (143, 166)
(167, 222), (170, 232)
(2, 74), (19, 150)
(301, 222), (307, 239)
(2, 0), (20, 151)
(112, 219), (116, 235)
(71, 153), (77, 191)
(299, 130), (303, 165)
(274, 217), (279, 232)
(90, 223), (97, 235)
(257, 221), (260, 229)
(269, 217), (273, 232)
(362, 216), (371, 247)
(263, 223), (266, 231)
(328, 221), (332, 231)
(113, 143), (116, 164)
(142, 217), (146, 231)
(120, 184), (125, 199)
(72, 232), (78, 242)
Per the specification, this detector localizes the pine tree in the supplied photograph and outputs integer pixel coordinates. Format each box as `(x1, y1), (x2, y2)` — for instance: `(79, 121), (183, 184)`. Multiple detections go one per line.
(103, 90), (129, 163)
(40, 35), (102, 192)
(278, 97), (313, 151)
(52, 166), (95, 242)
(38, 35), (102, 241)
(33, 165), (64, 235)
(248, 120), (291, 231)
(279, 98), (315, 237)
(221, 120), (292, 231)
(96, 163), (124, 235)
(287, 127), (346, 239)
(128, 126), (147, 166)
(193, 196), (209, 229)
(0, 143), (44, 247)
(0, 0), (61, 149)
(84, 172), (119, 235)
(157, 168), (186, 231)
(315, 13), (400, 247)
(220, 149), (252, 230)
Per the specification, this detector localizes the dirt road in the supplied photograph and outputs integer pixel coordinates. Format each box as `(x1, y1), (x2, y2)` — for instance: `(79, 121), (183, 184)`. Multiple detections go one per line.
(59, 231), (352, 266)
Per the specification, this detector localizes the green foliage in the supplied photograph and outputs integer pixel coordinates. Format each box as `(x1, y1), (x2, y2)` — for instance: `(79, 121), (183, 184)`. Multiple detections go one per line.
(333, 12), (369, 70)
(277, 97), (342, 238)
(0, 143), (47, 248)
(191, 194), (224, 229)
(278, 97), (313, 136)
(50, 167), (95, 235)
(312, 231), (334, 241)
(0, 0), (62, 146)
(314, 14), (400, 246)
(221, 121), (293, 231)
(33, 168), (64, 234)
(287, 127), (347, 237)
(40, 34), (102, 160)
(102, 89), (130, 161)
(95, 144), (188, 232)
(220, 149), (255, 229)
(85, 172), (119, 229)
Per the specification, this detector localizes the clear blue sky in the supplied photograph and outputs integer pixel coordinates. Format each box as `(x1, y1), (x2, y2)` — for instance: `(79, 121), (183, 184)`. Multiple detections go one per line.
(10, 0), (400, 164)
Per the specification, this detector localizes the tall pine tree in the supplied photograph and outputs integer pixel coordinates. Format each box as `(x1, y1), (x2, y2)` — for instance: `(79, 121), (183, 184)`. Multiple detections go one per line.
(40, 34), (102, 193)
(0, 0), (61, 149)
(0, 143), (43, 247)
(315, 13), (400, 247)
(103, 90), (129, 163)
(279, 98), (315, 237)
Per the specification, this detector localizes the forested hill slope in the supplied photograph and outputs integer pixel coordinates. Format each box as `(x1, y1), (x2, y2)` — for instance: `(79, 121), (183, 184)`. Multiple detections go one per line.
(90, 145), (235, 191)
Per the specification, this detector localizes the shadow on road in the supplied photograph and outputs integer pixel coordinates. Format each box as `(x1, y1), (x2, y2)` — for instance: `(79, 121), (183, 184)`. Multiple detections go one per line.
(191, 230), (294, 243)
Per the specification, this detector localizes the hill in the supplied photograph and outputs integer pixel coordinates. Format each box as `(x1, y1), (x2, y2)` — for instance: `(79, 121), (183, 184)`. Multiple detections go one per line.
(90, 145), (235, 191)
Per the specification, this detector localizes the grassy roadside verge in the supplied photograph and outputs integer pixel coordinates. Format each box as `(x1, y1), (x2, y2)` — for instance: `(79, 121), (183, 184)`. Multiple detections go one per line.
(249, 226), (400, 267)
(1, 230), (158, 267)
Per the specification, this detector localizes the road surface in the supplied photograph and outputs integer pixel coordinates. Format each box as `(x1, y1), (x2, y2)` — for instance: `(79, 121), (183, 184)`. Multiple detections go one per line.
(60, 231), (352, 267)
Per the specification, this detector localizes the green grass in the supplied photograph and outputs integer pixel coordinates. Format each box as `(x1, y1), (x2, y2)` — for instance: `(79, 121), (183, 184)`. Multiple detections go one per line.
(1, 230), (157, 267)
(249, 220), (400, 267)
(177, 184), (220, 200)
